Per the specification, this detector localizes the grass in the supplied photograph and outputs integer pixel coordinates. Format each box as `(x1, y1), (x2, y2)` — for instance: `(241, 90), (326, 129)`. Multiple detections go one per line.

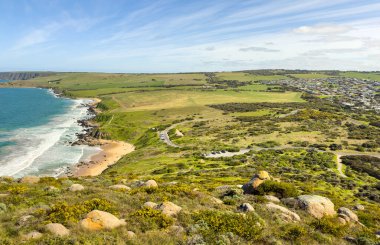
(340, 71), (380, 82)
(1, 70), (380, 244)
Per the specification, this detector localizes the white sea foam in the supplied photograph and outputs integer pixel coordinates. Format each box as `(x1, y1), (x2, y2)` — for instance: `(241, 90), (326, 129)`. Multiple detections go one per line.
(0, 96), (101, 177)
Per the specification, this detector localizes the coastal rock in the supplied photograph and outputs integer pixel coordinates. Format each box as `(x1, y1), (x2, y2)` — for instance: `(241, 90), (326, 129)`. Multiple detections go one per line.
(22, 231), (43, 240)
(19, 176), (40, 184)
(338, 207), (358, 223)
(109, 184), (131, 191)
(266, 202), (300, 222)
(242, 171), (270, 194)
(143, 201), (158, 209)
(141, 180), (158, 188)
(264, 195), (281, 203)
(297, 195), (336, 219)
(69, 184), (85, 192)
(80, 210), (126, 231)
(238, 203), (255, 212)
(156, 201), (182, 216)
(45, 223), (70, 237)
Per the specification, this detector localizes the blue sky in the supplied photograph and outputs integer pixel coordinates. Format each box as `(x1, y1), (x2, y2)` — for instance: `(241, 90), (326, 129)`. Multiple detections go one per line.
(1, 0), (380, 72)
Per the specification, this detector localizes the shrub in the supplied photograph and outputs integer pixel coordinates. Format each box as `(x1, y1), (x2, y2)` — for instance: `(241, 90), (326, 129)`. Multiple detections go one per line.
(254, 180), (298, 198)
(47, 198), (115, 224)
(191, 210), (263, 241)
(310, 217), (347, 236)
(281, 224), (307, 240)
(130, 208), (174, 231)
(7, 185), (28, 195)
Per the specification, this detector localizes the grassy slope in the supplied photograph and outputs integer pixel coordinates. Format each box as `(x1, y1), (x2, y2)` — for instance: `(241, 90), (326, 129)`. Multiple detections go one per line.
(0, 71), (379, 244)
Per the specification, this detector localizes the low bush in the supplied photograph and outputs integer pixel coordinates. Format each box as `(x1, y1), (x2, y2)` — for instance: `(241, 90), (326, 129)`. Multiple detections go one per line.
(254, 180), (298, 198)
(191, 210), (263, 241)
(130, 208), (174, 231)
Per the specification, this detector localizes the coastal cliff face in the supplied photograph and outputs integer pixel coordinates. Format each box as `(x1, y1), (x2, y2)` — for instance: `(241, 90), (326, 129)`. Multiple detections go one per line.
(0, 72), (52, 80)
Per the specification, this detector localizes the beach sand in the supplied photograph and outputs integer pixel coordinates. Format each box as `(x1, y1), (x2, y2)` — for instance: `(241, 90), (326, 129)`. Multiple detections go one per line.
(73, 139), (135, 177)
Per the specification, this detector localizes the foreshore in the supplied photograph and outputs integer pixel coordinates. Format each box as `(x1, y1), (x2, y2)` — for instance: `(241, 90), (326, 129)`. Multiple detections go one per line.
(69, 97), (135, 177)
(72, 139), (135, 176)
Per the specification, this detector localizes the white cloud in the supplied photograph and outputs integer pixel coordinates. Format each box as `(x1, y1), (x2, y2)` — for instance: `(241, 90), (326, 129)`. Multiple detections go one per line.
(293, 24), (352, 35)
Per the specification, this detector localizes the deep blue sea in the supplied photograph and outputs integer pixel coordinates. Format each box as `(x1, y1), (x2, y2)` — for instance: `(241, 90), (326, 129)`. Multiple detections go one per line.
(0, 88), (100, 177)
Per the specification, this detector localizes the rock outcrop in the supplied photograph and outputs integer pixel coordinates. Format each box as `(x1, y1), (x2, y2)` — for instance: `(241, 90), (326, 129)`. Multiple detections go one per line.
(142, 180), (158, 188)
(266, 202), (301, 222)
(109, 184), (131, 191)
(69, 184), (85, 192)
(338, 207), (358, 223)
(22, 231), (43, 240)
(143, 201), (158, 209)
(264, 195), (280, 203)
(157, 202), (182, 216)
(297, 195), (336, 219)
(242, 171), (270, 194)
(80, 210), (126, 231)
(45, 223), (70, 237)
(238, 203), (255, 212)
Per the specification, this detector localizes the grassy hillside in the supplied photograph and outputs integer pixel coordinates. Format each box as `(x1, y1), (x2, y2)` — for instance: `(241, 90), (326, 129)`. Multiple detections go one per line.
(0, 71), (379, 244)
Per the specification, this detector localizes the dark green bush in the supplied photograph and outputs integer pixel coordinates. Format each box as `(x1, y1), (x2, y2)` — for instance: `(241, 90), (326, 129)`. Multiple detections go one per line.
(310, 217), (347, 236)
(254, 180), (298, 198)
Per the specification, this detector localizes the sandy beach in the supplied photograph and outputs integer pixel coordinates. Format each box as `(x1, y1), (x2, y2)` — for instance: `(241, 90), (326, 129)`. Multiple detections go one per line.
(73, 139), (135, 177)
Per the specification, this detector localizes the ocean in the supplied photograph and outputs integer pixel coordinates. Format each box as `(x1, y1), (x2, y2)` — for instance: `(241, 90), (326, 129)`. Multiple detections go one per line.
(0, 88), (100, 177)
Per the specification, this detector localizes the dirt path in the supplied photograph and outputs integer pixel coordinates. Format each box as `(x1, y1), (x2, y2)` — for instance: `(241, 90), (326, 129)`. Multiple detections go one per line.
(335, 151), (380, 178)
(159, 119), (207, 148)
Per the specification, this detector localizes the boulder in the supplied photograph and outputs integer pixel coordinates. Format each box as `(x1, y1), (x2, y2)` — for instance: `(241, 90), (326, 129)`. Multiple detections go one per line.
(80, 210), (126, 231)
(126, 231), (136, 239)
(143, 201), (158, 209)
(264, 195), (280, 203)
(45, 186), (59, 192)
(175, 129), (184, 137)
(109, 184), (131, 191)
(337, 217), (347, 225)
(266, 202), (300, 222)
(45, 223), (70, 237)
(17, 215), (34, 226)
(69, 184), (84, 192)
(297, 195), (336, 219)
(338, 207), (358, 223)
(22, 231), (42, 240)
(209, 196), (224, 204)
(242, 171), (270, 194)
(156, 201), (182, 216)
(19, 176), (40, 184)
(238, 203), (255, 212)
(141, 180), (158, 188)
(281, 197), (299, 208)
(353, 204), (365, 211)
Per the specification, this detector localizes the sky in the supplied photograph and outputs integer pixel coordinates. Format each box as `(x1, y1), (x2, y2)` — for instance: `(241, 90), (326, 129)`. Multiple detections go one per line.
(0, 0), (380, 72)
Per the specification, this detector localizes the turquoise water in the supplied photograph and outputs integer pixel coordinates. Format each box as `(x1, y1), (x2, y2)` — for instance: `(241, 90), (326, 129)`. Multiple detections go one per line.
(0, 80), (9, 83)
(0, 88), (100, 177)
